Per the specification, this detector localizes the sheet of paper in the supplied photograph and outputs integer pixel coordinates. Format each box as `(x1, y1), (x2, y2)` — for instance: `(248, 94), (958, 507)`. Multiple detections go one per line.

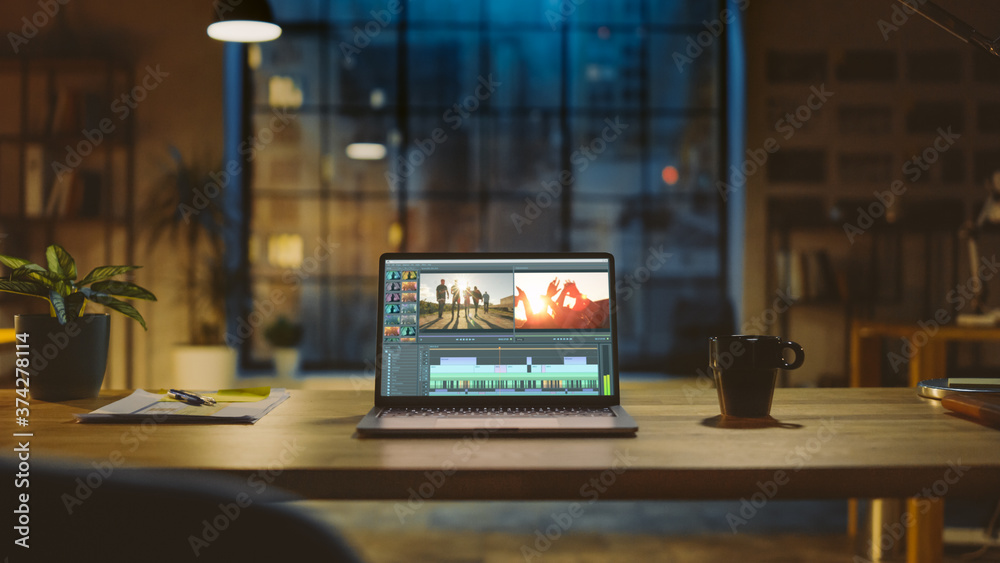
(75, 389), (289, 424)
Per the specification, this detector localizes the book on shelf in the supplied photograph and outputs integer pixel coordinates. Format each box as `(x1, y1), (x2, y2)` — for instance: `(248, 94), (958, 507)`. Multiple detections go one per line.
(50, 87), (79, 135)
(50, 87), (104, 135)
(24, 143), (45, 217)
(776, 249), (841, 303)
(42, 169), (102, 219)
(804, 250), (839, 301)
(44, 169), (75, 217)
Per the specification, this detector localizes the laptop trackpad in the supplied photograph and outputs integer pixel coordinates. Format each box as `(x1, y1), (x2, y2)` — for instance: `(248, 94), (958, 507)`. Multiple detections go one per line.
(434, 418), (560, 429)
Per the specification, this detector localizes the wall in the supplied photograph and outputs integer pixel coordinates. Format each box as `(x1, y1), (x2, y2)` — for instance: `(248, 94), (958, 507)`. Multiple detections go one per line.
(0, 0), (224, 387)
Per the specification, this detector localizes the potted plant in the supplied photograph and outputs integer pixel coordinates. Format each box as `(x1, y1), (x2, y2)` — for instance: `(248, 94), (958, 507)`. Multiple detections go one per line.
(0, 244), (156, 401)
(142, 147), (236, 389)
(264, 316), (303, 380)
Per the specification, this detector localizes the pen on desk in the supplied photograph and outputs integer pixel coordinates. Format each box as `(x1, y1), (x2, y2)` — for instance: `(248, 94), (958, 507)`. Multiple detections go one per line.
(167, 389), (217, 406)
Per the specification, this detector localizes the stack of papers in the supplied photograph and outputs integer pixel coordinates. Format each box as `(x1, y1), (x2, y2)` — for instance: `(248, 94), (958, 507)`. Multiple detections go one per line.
(75, 388), (290, 424)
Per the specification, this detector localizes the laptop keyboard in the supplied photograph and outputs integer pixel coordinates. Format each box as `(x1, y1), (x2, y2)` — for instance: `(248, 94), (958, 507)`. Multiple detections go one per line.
(381, 406), (616, 418)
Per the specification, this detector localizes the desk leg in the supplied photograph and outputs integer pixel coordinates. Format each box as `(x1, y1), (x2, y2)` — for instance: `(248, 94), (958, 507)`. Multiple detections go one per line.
(851, 331), (882, 387)
(853, 499), (918, 561)
(906, 497), (944, 563)
(848, 498), (859, 539)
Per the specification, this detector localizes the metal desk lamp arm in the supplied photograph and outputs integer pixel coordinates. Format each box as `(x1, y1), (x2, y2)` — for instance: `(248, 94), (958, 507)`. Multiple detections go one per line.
(898, 0), (1000, 58)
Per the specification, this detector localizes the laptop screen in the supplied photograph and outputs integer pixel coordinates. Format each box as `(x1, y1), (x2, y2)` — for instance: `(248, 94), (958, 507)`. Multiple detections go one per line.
(376, 253), (620, 405)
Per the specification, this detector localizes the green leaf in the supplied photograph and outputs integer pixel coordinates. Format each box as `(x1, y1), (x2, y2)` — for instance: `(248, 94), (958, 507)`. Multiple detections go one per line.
(91, 293), (148, 330)
(10, 266), (60, 289)
(0, 254), (33, 271)
(63, 292), (86, 323)
(0, 280), (51, 299)
(49, 291), (68, 325)
(8, 263), (46, 277)
(55, 279), (74, 297)
(46, 244), (77, 280)
(91, 280), (157, 301)
(79, 265), (141, 286)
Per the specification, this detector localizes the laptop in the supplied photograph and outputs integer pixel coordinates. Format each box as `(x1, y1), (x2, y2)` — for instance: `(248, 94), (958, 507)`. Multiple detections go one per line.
(356, 252), (638, 436)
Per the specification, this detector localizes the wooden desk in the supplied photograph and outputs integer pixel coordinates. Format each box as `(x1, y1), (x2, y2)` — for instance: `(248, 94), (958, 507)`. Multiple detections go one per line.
(6, 384), (1000, 562)
(850, 320), (1000, 387)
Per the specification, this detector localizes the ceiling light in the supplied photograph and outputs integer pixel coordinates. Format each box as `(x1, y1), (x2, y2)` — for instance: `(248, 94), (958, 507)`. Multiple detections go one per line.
(207, 0), (282, 43)
(346, 143), (387, 161)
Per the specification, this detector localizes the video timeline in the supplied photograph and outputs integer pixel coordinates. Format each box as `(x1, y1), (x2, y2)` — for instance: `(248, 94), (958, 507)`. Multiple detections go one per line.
(427, 346), (611, 395)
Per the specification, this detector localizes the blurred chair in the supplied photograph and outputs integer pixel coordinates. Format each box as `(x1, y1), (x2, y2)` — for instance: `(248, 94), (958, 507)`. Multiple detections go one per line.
(4, 456), (363, 562)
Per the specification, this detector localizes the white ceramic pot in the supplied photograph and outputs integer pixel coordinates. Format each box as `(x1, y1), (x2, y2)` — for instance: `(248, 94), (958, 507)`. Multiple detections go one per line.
(273, 347), (300, 380)
(172, 345), (237, 390)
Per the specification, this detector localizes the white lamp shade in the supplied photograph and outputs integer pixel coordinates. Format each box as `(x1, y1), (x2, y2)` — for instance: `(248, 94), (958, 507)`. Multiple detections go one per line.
(207, 20), (282, 43)
(346, 143), (387, 161)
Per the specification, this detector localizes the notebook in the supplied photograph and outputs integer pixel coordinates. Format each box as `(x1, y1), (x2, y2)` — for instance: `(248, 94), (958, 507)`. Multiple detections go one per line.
(356, 252), (638, 436)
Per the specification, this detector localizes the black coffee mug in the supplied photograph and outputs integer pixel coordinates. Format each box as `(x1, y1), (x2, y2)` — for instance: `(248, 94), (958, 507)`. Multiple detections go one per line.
(709, 335), (805, 418)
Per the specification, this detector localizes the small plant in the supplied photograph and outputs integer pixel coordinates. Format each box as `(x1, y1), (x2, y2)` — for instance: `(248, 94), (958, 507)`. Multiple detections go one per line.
(0, 244), (156, 329)
(264, 316), (303, 347)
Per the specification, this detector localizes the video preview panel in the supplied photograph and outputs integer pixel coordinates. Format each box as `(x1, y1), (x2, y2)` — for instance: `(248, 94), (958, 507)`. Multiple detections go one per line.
(513, 272), (610, 330)
(418, 272), (515, 331)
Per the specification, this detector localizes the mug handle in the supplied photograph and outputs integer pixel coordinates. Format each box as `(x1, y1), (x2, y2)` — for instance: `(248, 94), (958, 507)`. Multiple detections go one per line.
(778, 341), (805, 370)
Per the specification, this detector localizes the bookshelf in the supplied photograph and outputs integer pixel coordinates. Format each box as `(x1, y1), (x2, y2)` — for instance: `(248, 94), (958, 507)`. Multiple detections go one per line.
(0, 53), (135, 280)
(744, 0), (1000, 387)
(0, 52), (137, 390)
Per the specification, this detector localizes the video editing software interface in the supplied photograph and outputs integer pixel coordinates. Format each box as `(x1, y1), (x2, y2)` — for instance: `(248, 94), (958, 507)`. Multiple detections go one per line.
(380, 257), (615, 398)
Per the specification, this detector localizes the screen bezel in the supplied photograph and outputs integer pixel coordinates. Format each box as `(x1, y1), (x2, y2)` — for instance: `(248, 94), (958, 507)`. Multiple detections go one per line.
(374, 252), (621, 407)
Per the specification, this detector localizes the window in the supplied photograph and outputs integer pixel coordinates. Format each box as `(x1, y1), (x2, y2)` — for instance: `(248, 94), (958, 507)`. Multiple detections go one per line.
(241, 0), (727, 373)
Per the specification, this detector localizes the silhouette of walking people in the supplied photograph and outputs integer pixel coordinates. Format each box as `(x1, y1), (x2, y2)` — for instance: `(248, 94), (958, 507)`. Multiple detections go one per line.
(450, 280), (460, 319)
(436, 278), (448, 319)
(483, 291), (489, 314)
(472, 286), (482, 317)
(463, 283), (472, 320)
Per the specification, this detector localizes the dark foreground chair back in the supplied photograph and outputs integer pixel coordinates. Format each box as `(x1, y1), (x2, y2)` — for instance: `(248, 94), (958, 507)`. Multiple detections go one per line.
(5, 456), (363, 563)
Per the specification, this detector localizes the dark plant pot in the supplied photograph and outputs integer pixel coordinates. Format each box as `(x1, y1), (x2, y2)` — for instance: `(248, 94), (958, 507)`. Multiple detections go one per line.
(14, 314), (110, 401)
